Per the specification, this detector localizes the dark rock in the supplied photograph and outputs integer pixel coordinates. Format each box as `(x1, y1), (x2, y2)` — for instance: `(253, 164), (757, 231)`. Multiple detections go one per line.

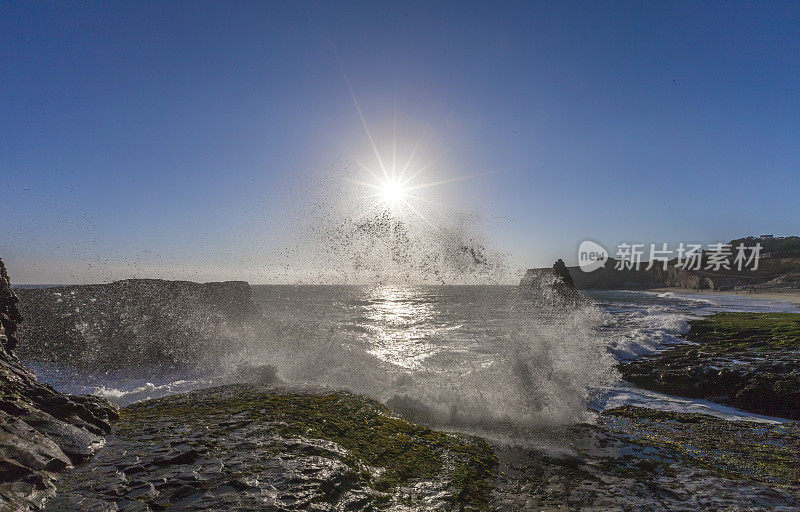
(15, 278), (259, 373)
(520, 259), (581, 304)
(42, 385), (800, 510)
(126, 482), (156, 499)
(620, 312), (800, 419)
(0, 262), (118, 511)
(153, 449), (199, 467)
(44, 385), (498, 511)
(552, 258), (575, 289)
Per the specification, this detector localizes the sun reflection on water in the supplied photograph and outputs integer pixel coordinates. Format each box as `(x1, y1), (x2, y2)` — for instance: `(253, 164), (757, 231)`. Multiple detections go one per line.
(358, 286), (446, 369)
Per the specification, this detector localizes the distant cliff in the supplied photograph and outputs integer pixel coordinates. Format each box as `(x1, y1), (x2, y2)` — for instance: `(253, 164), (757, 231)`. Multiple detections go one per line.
(521, 235), (800, 291)
(15, 279), (259, 373)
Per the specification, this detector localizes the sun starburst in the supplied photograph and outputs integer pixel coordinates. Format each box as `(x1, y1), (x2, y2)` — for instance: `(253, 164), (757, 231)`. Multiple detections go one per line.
(379, 177), (408, 205)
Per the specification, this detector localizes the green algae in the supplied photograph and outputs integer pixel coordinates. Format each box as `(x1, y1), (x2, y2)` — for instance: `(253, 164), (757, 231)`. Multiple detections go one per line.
(687, 312), (800, 352)
(620, 312), (800, 419)
(602, 406), (800, 486)
(118, 387), (496, 509)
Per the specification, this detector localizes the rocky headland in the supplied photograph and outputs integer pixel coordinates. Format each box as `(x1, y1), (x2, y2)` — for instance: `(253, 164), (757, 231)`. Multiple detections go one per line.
(15, 279), (258, 373)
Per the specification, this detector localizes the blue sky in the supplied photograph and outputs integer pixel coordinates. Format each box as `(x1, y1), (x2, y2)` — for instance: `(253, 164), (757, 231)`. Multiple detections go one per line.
(2, 1), (799, 283)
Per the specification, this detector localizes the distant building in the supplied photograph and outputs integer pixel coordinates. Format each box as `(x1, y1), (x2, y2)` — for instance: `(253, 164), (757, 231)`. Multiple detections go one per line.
(761, 234), (774, 238)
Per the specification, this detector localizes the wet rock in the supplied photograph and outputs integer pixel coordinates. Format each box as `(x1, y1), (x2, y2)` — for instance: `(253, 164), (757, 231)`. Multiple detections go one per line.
(15, 279), (259, 373)
(153, 449), (199, 467)
(492, 406), (800, 510)
(126, 482), (157, 499)
(45, 384), (496, 511)
(40, 383), (800, 511)
(552, 258), (576, 289)
(621, 312), (800, 419)
(0, 261), (118, 511)
(519, 259), (581, 304)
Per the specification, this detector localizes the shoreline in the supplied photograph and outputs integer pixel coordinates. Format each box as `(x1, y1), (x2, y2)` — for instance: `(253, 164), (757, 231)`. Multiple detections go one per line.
(650, 286), (800, 307)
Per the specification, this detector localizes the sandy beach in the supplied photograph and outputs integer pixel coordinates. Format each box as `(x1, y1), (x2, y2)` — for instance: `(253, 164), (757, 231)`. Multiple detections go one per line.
(651, 287), (800, 307)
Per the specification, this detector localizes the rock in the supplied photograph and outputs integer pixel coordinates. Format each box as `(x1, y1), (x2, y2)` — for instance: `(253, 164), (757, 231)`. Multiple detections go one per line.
(153, 449), (199, 467)
(552, 258), (576, 289)
(15, 278), (259, 373)
(620, 312), (800, 419)
(519, 259), (580, 303)
(43, 385), (800, 510)
(0, 261), (118, 511)
(496, 406), (800, 510)
(44, 385), (498, 511)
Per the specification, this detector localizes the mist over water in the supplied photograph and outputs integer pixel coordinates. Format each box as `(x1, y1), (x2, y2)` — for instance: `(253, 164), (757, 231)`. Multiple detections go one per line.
(20, 279), (800, 439)
(227, 196), (618, 430)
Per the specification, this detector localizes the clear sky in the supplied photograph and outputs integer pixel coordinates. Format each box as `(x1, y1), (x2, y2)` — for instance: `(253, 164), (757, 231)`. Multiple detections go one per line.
(2, 1), (799, 283)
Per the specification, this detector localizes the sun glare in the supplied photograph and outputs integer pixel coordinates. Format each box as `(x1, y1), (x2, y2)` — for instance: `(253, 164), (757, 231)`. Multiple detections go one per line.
(380, 178), (408, 205)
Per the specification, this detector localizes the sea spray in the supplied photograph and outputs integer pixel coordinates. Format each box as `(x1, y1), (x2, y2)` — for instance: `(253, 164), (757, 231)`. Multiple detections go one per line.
(217, 285), (619, 432)
(310, 209), (509, 284)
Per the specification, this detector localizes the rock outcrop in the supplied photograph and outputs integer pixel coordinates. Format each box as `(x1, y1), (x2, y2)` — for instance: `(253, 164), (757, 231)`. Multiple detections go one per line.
(15, 279), (258, 373)
(521, 259), (665, 290)
(43, 385), (497, 511)
(42, 385), (800, 511)
(519, 259), (581, 303)
(0, 260), (119, 511)
(620, 312), (800, 419)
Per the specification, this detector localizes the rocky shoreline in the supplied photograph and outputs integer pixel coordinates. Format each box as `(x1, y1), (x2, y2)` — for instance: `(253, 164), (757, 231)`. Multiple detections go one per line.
(40, 385), (800, 511)
(621, 312), (800, 420)
(43, 385), (496, 511)
(0, 260), (119, 511)
(4, 264), (800, 510)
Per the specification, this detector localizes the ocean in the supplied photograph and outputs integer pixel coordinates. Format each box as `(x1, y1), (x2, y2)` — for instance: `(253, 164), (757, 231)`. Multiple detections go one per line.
(27, 285), (799, 437)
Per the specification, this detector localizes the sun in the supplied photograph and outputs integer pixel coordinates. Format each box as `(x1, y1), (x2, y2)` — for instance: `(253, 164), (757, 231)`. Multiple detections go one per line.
(379, 178), (408, 205)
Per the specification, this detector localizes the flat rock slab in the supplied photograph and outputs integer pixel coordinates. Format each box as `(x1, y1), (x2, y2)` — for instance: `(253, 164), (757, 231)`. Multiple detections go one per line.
(44, 384), (496, 511)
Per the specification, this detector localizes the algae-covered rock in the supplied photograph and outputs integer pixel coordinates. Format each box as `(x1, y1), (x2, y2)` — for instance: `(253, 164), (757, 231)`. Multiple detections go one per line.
(620, 312), (800, 419)
(492, 406), (800, 510)
(43, 384), (800, 511)
(45, 384), (496, 511)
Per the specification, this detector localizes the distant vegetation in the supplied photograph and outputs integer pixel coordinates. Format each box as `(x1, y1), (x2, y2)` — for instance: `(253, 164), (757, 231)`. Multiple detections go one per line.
(729, 235), (800, 257)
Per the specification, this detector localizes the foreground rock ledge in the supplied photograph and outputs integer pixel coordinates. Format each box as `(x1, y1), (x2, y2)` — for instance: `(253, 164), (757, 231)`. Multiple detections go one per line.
(0, 341), (119, 511)
(43, 384), (496, 511)
(44, 384), (800, 511)
(1, 258), (120, 511)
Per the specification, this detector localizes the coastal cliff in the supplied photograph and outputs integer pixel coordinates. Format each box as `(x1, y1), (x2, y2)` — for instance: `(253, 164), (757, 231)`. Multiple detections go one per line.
(521, 235), (800, 290)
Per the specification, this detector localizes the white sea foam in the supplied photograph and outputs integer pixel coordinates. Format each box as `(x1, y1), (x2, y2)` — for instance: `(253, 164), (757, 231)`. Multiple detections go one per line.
(90, 379), (213, 406)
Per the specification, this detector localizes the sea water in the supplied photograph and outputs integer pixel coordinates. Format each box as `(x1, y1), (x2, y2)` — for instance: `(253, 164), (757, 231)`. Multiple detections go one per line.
(28, 285), (799, 432)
